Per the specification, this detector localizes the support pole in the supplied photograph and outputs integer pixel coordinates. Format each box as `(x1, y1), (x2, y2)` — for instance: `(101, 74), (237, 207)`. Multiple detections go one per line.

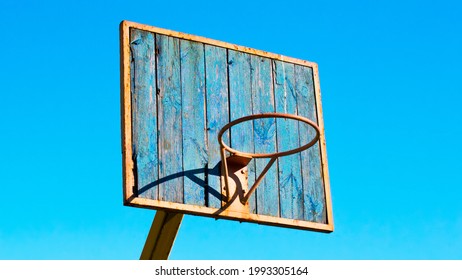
(140, 210), (184, 260)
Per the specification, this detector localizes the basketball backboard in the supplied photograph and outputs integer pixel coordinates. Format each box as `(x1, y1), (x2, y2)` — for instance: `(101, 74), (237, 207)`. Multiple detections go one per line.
(120, 20), (333, 232)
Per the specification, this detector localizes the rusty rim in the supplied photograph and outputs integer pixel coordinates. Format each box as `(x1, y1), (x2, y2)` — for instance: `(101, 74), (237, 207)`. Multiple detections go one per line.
(218, 112), (320, 159)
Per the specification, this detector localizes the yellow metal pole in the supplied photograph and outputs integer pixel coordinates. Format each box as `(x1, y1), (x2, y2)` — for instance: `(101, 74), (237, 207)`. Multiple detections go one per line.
(140, 210), (184, 260)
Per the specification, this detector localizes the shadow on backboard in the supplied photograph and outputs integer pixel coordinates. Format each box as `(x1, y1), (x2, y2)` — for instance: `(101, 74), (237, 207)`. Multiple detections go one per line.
(136, 161), (245, 214)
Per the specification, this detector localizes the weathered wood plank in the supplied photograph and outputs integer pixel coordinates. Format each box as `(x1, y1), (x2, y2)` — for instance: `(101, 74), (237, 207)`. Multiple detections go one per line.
(228, 50), (256, 213)
(123, 21), (318, 69)
(130, 29), (158, 199)
(274, 61), (304, 220)
(250, 56), (279, 216)
(156, 34), (183, 203)
(130, 196), (333, 232)
(295, 65), (326, 223)
(205, 45), (229, 209)
(180, 40), (207, 206)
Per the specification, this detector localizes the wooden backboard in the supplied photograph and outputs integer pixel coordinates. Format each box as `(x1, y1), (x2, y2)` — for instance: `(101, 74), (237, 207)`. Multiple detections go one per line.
(120, 20), (333, 232)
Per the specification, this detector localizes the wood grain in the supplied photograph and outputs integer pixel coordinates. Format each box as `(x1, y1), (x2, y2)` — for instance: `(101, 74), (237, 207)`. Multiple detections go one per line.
(250, 56), (279, 216)
(156, 34), (183, 203)
(228, 50), (256, 213)
(205, 45), (229, 208)
(130, 29), (158, 200)
(121, 21), (135, 201)
(180, 40), (207, 206)
(312, 64), (333, 226)
(274, 61), (304, 220)
(295, 65), (326, 223)
(121, 21), (318, 69)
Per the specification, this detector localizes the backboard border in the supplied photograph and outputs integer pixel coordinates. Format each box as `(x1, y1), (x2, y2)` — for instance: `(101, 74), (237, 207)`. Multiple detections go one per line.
(120, 20), (334, 232)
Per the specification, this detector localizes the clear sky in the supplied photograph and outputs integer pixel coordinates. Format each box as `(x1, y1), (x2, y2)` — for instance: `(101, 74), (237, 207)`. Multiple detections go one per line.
(1, 0), (461, 259)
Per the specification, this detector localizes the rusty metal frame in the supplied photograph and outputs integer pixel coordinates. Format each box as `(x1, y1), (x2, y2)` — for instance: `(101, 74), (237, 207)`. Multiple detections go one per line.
(218, 113), (320, 204)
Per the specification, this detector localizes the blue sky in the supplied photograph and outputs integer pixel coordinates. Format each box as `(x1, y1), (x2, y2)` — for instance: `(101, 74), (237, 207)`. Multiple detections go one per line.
(1, 0), (461, 259)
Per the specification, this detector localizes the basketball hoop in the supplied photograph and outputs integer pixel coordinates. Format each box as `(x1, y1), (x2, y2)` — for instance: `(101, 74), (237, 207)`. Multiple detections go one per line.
(218, 112), (320, 204)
